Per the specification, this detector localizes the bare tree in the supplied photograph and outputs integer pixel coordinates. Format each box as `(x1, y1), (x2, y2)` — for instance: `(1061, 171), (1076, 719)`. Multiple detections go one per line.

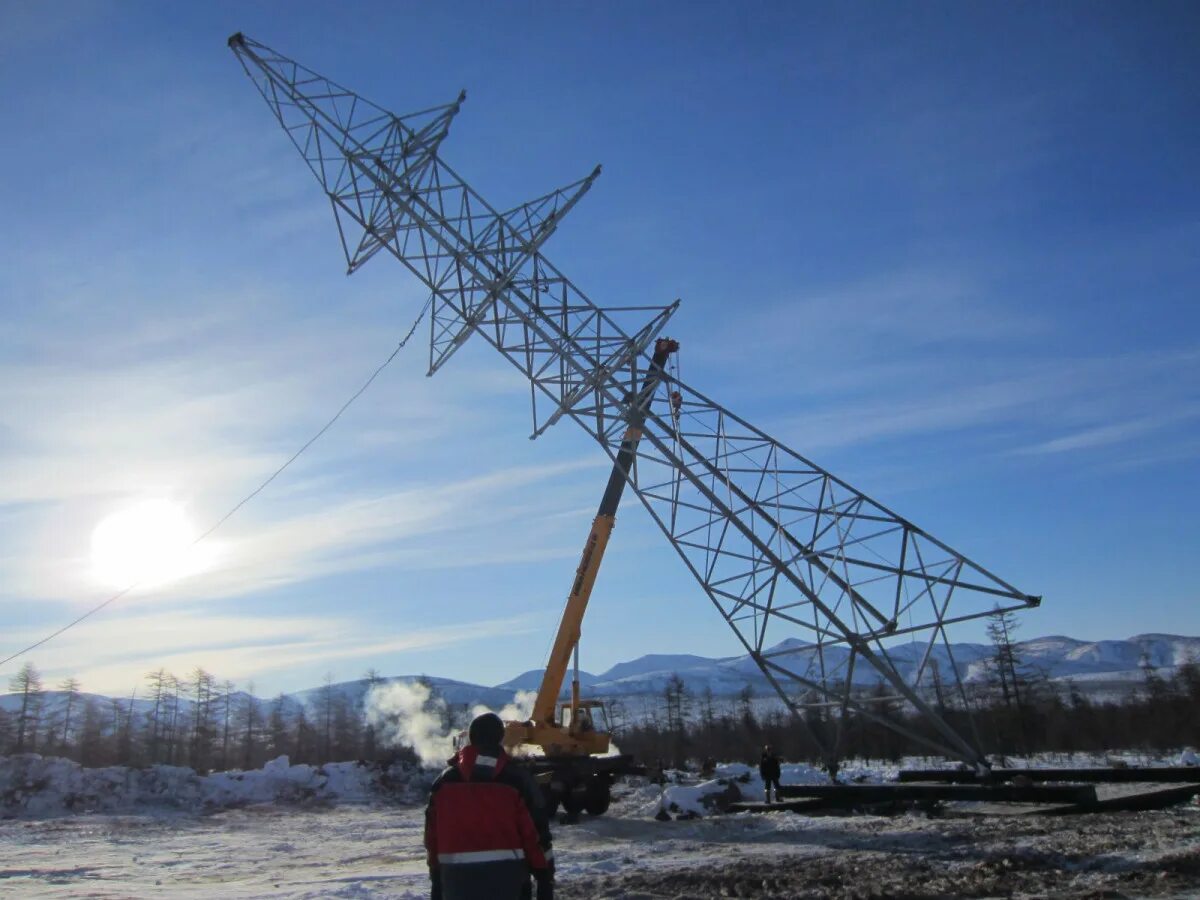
(8, 661), (43, 753)
(78, 697), (104, 766)
(986, 609), (1024, 710)
(738, 684), (757, 732)
(986, 608), (1042, 753)
(662, 674), (691, 767)
(219, 680), (236, 770)
(268, 694), (290, 759)
(317, 673), (337, 762)
(166, 673), (183, 764)
(605, 696), (627, 735)
(332, 693), (360, 761)
(239, 682), (262, 769)
(58, 677), (81, 755)
(360, 670), (382, 760)
(110, 697), (133, 764)
(144, 669), (170, 763)
(189, 667), (216, 771)
(698, 685), (716, 732)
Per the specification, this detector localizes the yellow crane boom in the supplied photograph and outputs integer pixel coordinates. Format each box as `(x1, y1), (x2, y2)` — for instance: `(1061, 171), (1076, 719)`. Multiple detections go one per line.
(504, 337), (678, 764)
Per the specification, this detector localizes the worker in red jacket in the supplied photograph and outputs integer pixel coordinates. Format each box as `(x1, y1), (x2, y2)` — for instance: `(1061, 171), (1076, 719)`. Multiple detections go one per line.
(425, 712), (554, 900)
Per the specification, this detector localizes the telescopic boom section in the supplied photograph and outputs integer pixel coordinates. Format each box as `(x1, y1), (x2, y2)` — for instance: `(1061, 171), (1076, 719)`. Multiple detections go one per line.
(531, 338), (680, 728)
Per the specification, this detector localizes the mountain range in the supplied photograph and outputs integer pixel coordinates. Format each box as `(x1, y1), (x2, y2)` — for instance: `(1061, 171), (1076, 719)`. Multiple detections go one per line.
(495, 632), (1200, 700)
(4, 633), (1198, 718)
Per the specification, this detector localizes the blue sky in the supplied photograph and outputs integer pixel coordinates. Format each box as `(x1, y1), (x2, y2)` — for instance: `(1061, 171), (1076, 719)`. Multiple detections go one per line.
(1, 1), (1197, 697)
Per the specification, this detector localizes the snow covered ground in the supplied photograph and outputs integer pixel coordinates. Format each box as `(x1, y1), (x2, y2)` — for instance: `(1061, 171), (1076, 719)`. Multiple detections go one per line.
(1, 754), (1198, 898)
(0, 754), (432, 818)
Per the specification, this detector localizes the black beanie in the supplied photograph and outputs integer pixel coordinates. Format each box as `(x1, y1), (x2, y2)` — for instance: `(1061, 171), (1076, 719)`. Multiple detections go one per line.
(468, 712), (505, 749)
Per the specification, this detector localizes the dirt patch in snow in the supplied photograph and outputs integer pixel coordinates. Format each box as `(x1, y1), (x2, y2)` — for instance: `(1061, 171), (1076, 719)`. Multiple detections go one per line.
(1, 763), (1196, 898)
(558, 808), (1200, 899)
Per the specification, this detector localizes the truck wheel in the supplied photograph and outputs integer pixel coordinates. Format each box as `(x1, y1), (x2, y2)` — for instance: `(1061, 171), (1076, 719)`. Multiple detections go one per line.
(584, 779), (611, 816)
(561, 788), (585, 815)
(541, 786), (560, 817)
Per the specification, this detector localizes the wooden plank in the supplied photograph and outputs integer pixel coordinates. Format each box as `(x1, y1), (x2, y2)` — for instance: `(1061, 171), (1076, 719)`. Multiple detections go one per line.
(898, 767), (1200, 784)
(777, 783), (1097, 804)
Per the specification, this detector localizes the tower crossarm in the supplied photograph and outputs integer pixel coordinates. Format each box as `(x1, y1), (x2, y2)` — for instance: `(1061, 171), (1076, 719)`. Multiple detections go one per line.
(230, 33), (677, 443)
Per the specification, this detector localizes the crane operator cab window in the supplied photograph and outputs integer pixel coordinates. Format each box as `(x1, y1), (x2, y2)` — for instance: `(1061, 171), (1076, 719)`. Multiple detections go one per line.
(561, 702), (608, 734)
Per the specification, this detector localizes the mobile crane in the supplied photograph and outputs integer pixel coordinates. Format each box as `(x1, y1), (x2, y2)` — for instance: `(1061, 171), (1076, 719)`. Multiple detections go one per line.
(496, 336), (678, 815)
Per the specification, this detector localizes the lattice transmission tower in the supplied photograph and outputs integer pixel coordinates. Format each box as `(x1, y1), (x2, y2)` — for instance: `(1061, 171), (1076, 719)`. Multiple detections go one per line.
(229, 34), (1039, 769)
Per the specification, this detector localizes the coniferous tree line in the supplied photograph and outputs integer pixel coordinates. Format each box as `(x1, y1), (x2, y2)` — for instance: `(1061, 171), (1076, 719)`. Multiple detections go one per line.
(3, 614), (1198, 773)
(617, 613), (1200, 771)
(0, 664), (424, 771)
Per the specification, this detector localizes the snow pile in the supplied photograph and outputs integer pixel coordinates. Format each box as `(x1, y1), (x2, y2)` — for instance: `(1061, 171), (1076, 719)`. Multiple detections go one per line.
(0, 754), (433, 818)
(624, 760), (833, 819)
(715, 761), (828, 785)
(621, 774), (736, 819)
(839, 761), (895, 783)
(657, 779), (742, 817)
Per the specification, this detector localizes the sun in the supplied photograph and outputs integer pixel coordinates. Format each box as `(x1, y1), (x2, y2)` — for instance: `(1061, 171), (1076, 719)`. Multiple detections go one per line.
(90, 500), (203, 589)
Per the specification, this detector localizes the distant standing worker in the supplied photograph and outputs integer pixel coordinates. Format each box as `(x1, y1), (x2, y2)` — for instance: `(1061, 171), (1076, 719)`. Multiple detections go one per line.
(425, 712), (555, 900)
(759, 745), (782, 804)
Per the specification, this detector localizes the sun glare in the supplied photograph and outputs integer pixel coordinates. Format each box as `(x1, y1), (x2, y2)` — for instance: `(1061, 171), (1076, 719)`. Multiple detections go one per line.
(90, 500), (204, 589)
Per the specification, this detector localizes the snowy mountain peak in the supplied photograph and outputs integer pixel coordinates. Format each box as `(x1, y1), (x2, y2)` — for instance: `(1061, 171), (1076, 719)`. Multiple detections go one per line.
(599, 654), (728, 683)
(494, 669), (598, 694)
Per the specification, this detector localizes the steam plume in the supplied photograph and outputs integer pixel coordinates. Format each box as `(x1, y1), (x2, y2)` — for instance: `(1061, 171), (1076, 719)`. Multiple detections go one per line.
(364, 681), (453, 766)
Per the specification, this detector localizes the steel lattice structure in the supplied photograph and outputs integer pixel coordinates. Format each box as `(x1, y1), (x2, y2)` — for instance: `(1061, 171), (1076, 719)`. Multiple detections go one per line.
(230, 34), (1040, 767)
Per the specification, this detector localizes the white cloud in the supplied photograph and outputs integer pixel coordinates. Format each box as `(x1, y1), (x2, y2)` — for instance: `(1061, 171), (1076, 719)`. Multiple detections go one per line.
(0, 450), (599, 607)
(751, 323), (1200, 467)
(0, 265), (591, 600)
(4, 607), (540, 696)
(142, 457), (601, 606)
(1017, 404), (1200, 456)
(779, 268), (1044, 348)
(703, 268), (1044, 375)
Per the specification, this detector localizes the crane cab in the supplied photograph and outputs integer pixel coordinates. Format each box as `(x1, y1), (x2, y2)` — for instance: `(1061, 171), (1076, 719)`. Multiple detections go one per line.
(489, 699), (612, 759)
(556, 699), (611, 754)
(453, 700), (614, 760)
